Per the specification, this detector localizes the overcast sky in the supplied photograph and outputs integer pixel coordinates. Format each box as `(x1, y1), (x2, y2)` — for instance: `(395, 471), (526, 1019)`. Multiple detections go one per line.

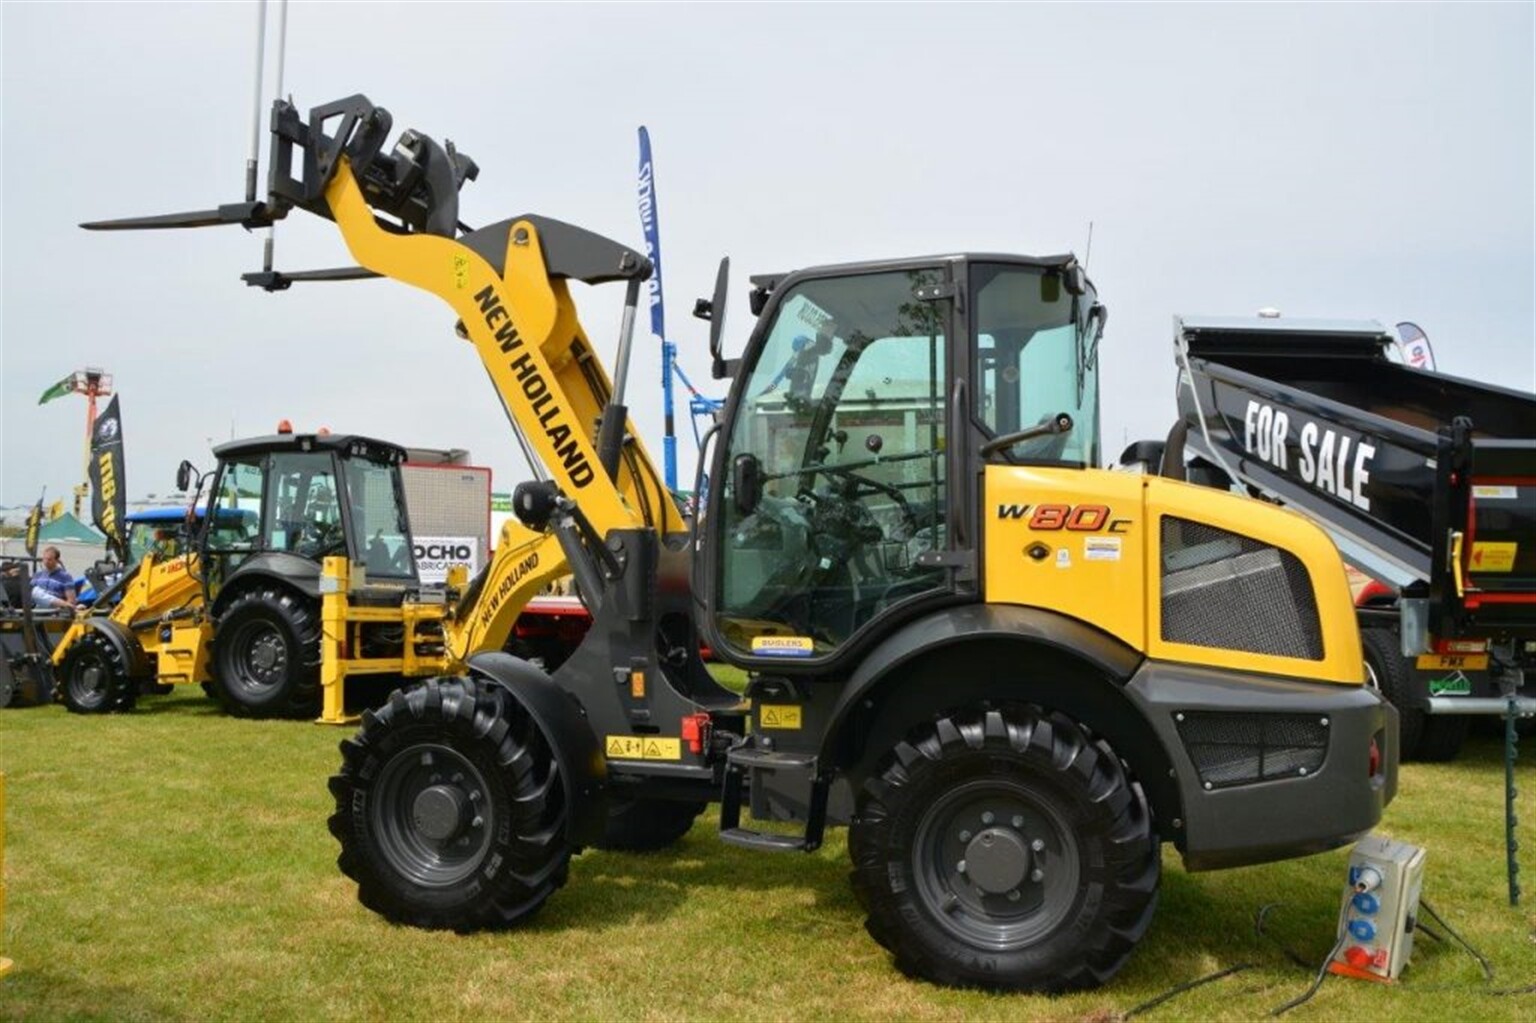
(2, 2), (1531, 509)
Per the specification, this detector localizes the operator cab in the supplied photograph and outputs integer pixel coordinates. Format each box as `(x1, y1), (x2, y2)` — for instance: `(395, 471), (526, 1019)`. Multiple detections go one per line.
(705, 254), (1105, 668)
(198, 433), (417, 601)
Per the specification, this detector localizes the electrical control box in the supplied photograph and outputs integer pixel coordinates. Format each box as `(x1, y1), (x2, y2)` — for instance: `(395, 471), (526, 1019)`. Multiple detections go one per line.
(1330, 834), (1427, 982)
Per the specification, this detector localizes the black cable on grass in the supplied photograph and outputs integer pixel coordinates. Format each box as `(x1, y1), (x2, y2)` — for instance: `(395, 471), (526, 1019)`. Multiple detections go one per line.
(1254, 903), (1315, 969)
(1121, 963), (1257, 1020)
(1269, 934), (1347, 1017)
(1120, 904), (1302, 1019)
(1418, 899), (1493, 982)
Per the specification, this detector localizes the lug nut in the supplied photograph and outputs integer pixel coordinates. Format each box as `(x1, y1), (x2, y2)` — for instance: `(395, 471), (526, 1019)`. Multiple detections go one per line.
(1007, 890), (1022, 902)
(957, 860), (967, 874)
(1031, 868), (1045, 882)
(981, 812), (995, 825)
(1012, 815), (1025, 829)
(1031, 839), (1045, 853)
(958, 830), (972, 843)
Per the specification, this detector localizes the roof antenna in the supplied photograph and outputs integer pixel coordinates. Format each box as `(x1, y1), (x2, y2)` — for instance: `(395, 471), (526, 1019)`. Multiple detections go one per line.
(1083, 220), (1095, 268)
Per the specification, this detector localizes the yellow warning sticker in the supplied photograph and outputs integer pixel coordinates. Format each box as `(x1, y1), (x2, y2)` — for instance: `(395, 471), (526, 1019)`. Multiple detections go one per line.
(1469, 542), (1517, 573)
(452, 253), (471, 290)
(758, 704), (803, 730)
(604, 736), (682, 761)
(751, 635), (815, 658)
(1416, 654), (1489, 672)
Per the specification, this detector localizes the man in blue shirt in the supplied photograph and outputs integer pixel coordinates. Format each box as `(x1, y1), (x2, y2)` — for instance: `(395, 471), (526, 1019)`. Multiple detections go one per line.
(30, 546), (76, 609)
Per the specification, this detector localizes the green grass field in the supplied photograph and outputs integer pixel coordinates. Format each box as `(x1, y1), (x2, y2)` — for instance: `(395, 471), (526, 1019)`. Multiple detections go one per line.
(2, 688), (1532, 1021)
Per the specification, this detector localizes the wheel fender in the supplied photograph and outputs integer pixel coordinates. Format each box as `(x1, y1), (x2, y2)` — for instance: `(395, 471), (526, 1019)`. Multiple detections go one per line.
(76, 618), (147, 677)
(819, 604), (1182, 830)
(466, 651), (608, 847)
(211, 556), (322, 616)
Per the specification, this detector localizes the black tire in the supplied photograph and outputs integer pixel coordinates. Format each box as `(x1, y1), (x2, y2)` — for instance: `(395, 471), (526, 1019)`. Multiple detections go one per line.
(210, 587), (321, 718)
(1361, 628), (1424, 759)
(58, 630), (138, 714)
(327, 675), (572, 930)
(1415, 714), (1470, 762)
(849, 706), (1159, 991)
(597, 797), (705, 852)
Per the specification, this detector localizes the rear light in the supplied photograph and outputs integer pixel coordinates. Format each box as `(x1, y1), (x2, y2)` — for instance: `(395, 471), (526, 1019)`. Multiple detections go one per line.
(681, 712), (711, 755)
(1434, 638), (1488, 654)
(1368, 736), (1382, 780)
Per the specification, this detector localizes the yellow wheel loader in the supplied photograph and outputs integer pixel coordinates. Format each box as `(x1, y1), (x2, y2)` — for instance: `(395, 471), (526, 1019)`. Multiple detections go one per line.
(87, 93), (1397, 992)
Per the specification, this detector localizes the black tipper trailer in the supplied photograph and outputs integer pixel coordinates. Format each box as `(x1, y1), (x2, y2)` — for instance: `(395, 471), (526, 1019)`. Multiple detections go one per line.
(1147, 314), (1536, 904)
(1129, 315), (1535, 749)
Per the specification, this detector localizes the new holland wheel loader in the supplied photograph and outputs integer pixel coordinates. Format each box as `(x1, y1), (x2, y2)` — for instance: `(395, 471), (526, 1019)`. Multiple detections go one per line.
(88, 93), (1397, 991)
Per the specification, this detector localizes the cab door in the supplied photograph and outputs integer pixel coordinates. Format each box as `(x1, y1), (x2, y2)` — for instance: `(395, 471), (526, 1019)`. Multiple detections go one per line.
(705, 263), (964, 668)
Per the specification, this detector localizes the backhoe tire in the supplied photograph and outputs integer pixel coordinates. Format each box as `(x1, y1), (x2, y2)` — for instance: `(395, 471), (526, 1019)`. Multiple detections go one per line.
(597, 797), (705, 852)
(1361, 628), (1424, 759)
(210, 587), (321, 719)
(59, 630), (138, 714)
(328, 676), (572, 931)
(849, 706), (1159, 992)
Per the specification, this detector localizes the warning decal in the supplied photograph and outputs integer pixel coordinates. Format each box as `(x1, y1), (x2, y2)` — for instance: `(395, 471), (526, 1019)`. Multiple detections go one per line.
(1469, 542), (1517, 573)
(759, 704), (803, 730)
(605, 736), (683, 761)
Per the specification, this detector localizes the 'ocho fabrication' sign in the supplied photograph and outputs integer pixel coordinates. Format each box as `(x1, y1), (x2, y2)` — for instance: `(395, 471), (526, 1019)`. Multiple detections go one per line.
(413, 536), (481, 585)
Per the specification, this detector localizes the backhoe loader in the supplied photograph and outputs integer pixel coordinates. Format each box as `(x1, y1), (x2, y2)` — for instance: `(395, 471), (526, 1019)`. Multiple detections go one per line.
(49, 428), (571, 719)
(87, 93), (1397, 991)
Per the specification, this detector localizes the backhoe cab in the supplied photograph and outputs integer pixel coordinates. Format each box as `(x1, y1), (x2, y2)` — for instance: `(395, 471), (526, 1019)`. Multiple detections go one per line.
(52, 432), (426, 717)
(88, 93), (1397, 993)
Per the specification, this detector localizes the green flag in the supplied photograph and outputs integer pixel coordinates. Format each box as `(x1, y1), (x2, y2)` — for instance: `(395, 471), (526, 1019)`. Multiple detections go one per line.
(37, 375), (74, 405)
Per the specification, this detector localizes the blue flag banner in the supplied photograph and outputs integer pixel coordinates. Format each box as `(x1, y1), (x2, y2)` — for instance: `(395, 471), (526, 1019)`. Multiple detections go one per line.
(637, 127), (666, 342)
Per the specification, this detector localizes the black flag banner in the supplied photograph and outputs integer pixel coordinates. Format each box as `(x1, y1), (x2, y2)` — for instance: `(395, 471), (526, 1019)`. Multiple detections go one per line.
(24, 496), (43, 558)
(88, 395), (128, 559)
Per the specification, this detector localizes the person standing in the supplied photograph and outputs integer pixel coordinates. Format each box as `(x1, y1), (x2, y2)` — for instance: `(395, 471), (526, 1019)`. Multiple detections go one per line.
(29, 546), (77, 609)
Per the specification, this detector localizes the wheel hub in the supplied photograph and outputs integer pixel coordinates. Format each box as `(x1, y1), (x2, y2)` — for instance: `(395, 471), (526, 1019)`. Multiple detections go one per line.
(250, 633), (283, 674)
(963, 827), (1032, 894)
(412, 784), (469, 842)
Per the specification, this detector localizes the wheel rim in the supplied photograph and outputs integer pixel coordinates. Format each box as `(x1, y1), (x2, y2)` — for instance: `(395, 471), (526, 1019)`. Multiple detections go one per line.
(227, 620), (289, 696)
(912, 778), (1082, 949)
(371, 742), (495, 887)
(69, 648), (110, 708)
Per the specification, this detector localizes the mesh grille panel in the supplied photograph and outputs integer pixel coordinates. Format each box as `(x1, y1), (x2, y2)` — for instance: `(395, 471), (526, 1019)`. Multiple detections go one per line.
(1176, 711), (1329, 788)
(1161, 517), (1323, 660)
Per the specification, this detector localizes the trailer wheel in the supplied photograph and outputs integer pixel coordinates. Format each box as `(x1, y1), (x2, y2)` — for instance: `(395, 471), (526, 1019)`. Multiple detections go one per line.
(597, 797), (705, 852)
(59, 630), (138, 714)
(210, 587), (320, 718)
(328, 676), (572, 930)
(849, 706), (1159, 991)
(1361, 628), (1425, 758)
(1415, 714), (1469, 762)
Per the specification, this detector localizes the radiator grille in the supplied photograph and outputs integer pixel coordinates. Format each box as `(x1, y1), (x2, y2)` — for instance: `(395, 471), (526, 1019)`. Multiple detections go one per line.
(1160, 517), (1323, 660)
(1176, 711), (1329, 788)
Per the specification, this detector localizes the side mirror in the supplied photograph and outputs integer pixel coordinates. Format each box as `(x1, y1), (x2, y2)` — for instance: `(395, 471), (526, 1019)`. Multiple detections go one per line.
(693, 256), (732, 379)
(1064, 263), (1088, 297)
(176, 460), (195, 493)
(1086, 302), (1108, 366)
(731, 453), (762, 516)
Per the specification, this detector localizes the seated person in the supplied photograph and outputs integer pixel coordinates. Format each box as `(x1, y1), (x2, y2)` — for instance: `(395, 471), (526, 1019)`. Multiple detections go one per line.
(30, 546), (77, 609)
(1, 561), (24, 606)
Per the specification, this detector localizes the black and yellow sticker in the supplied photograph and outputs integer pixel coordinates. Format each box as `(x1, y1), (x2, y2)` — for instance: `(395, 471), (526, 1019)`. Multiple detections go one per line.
(605, 735), (682, 761)
(758, 704), (803, 730)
